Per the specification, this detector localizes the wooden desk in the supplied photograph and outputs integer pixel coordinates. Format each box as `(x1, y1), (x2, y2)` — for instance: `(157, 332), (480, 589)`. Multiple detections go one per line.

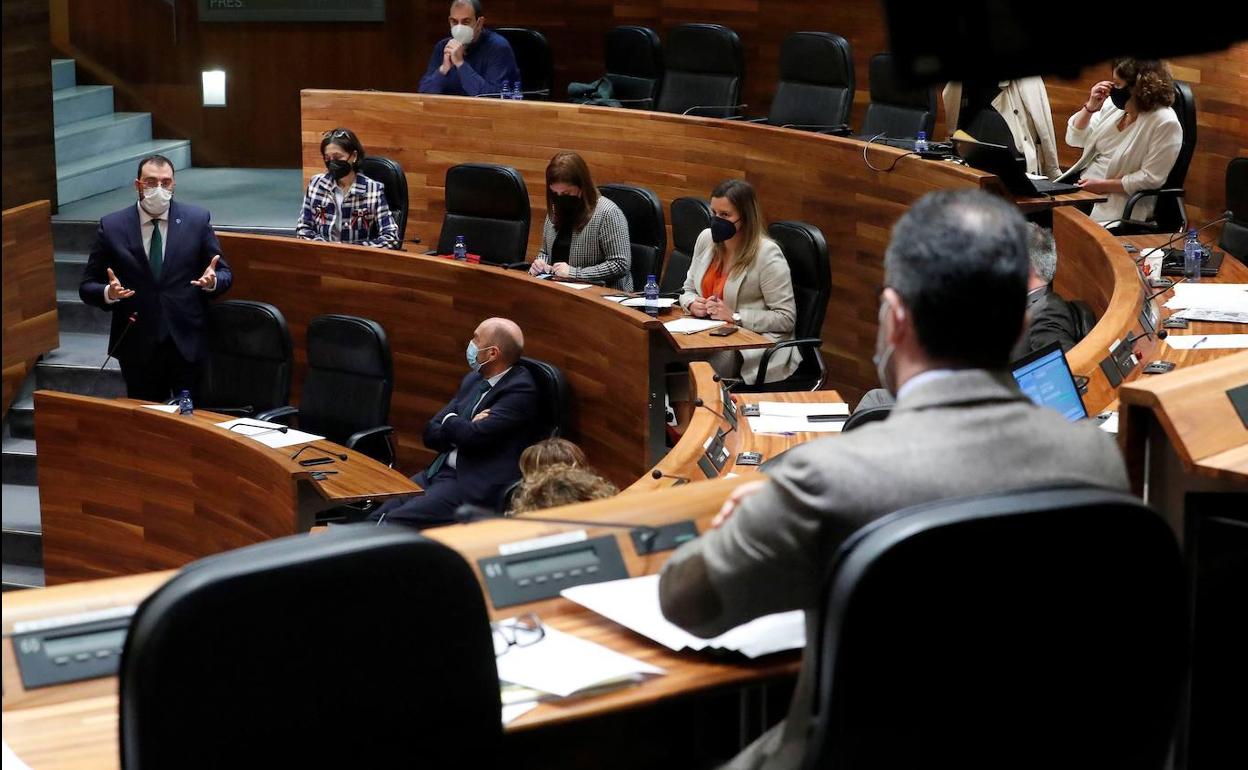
(33, 392), (418, 585)
(3, 200), (58, 414)
(3, 479), (797, 768)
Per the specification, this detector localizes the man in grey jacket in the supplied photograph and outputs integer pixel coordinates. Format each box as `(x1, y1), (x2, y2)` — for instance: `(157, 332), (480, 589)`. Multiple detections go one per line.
(658, 188), (1129, 770)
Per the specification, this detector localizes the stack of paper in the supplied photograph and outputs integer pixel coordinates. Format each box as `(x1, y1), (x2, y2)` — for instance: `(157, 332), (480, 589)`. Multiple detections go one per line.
(747, 401), (849, 435)
(494, 622), (665, 700)
(562, 574), (806, 659)
(1164, 283), (1248, 312)
(214, 418), (326, 449)
(664, 318), (725, 335)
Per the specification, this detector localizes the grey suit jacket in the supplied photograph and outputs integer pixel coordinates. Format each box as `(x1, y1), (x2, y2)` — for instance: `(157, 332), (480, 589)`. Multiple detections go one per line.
(679, 229), (799, 383)
(658, 369), (1129, 770)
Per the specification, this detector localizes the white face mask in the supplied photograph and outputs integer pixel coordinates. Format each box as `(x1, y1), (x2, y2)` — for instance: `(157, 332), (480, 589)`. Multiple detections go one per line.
(872, 299), (897, 395)
(451, 23), (475, 45)
(140, 186), (173, 216)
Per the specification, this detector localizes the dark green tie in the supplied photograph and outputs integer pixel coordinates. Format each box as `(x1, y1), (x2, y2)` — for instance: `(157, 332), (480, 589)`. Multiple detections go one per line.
(148, 218), (163, 280)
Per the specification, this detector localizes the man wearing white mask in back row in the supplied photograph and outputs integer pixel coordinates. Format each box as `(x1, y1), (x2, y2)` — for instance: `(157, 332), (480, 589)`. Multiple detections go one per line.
(418, 0), (519, 97)
(80, 154), (231, 401)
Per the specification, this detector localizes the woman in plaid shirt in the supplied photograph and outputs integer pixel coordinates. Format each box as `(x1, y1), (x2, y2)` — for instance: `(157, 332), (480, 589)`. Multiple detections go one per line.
(296, 128), (400, 249)
(528, 151), (633, 290)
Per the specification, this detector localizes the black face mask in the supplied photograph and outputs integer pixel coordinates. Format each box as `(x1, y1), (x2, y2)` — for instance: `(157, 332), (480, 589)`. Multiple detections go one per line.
(1109, 85), (1131, 110)
(711, 217), (737, 243)
(326, 159), (352, 180)
(553, 194), (585, 228)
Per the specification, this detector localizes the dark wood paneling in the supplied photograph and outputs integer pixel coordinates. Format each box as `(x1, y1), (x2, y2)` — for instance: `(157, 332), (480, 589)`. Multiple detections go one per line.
(2, 201), (59, 414)
(2, 0), (57, 211)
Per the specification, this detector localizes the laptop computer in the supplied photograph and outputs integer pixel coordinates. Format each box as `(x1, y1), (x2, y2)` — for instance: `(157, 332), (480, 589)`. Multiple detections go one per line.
(1011, 341), (1089, 422)
(1159, 246), (1226, 277)
(954, 137), (1081, 197)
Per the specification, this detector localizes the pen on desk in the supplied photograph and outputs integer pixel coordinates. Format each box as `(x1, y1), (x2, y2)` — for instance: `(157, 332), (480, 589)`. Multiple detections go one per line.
(1191, 336), (1208, 349)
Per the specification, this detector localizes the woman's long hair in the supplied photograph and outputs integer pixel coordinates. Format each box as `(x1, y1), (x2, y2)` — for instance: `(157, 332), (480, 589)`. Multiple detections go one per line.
(545, 151), (599, 230)
(711, 179), (767, 277)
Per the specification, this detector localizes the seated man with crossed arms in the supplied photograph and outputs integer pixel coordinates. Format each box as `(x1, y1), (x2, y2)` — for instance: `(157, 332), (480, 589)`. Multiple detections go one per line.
(372, 317), (538, 528)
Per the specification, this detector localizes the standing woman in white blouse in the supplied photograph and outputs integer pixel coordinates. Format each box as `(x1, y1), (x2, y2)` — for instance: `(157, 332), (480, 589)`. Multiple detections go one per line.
(1064, 58), (1182, 226)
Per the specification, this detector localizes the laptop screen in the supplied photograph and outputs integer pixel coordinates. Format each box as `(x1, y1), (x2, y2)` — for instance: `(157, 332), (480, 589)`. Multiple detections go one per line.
(1011, 342), (1088, 422)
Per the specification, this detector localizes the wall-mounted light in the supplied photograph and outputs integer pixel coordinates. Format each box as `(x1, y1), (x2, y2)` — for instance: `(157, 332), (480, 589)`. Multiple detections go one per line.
(202, 70), (226, 107)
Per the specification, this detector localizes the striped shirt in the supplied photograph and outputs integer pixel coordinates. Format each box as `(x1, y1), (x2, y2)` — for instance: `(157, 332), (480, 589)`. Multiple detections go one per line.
(537, 196), (633, 291)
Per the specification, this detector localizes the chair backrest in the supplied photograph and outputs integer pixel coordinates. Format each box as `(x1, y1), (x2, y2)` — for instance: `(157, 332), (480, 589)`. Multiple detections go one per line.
(963, 106), (1018, 153)
(600, 183), (667, 290)
(199, 300), (292, 415)
(842, 403), (892, 432)
(655, 24), (743, 117)
(297, 314), (392, 445)
(494, 27), (553, 98)
(804, 486), (1186, 770)
(665, 196), (712, 293)
(357, 156), (408, 246)
(1221, 156), (1248, 261)
(605, 25), (663, 109)
(516, 356), (570, 439)
(1152, 81), (1198, 232)
(120, 527), (500, 769)
(437, 163), (531, 265)
(860, 53), (936, 139)
(1071, 299), (1097, 341)
(767, 221), (831, 341)
(768, 32), (855, 130)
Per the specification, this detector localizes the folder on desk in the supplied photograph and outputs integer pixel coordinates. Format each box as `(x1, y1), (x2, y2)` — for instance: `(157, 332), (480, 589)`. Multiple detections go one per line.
(494, 623), (665, 699)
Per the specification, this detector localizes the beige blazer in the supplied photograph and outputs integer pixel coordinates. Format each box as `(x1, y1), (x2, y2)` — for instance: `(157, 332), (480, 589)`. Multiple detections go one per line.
(679, 229), (799, 384)
(658, 369), (1131, 770)
(1063, 104), (1182, 224)
(943, 78), (1062, 179)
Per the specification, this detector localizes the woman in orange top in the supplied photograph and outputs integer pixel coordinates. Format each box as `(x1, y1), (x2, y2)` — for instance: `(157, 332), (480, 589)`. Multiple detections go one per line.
(678, 179), (798, 385)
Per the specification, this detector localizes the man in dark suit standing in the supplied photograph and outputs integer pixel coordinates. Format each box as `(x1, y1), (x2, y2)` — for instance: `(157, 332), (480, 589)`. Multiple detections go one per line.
(80, 154), (231, 401)
(1012, 222), (1083, 360)
(372, 317), (539, 528)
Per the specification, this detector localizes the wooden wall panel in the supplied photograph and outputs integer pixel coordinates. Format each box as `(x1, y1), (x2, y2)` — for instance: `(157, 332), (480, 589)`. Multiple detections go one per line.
(52, 1), (1244, 224)
(2, 0), (57, 211)
(2, 201), (59, 414)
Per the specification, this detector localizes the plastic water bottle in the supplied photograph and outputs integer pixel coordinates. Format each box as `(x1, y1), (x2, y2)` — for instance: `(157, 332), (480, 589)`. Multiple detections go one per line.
(453, 235), (467, 261)
(512, 78), (524, 101)
(914, 131), (929, 154)
(644, 274), (660, 317)
(1183, 228), (1202, 282)
(177, 389), (193, 416)
(499, 81), (511, 100)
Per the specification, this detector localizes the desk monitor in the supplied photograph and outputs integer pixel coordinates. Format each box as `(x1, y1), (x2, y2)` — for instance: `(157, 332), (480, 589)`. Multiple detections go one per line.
(954, 137), (1080, 196)
(1011, 341), (1089, 422)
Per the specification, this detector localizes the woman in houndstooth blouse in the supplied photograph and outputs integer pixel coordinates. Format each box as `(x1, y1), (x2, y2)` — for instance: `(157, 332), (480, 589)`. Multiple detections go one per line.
(529, 151), (633, 291)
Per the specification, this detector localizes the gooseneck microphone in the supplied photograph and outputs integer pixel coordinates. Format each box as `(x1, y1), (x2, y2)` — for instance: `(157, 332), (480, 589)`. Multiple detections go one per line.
(1124, 328), (1168, 348)
(454, 504), (661, 555)
(226, 421), (290, 437)
(651, 469), (692, 485)
(711, 372), (744, 391)
(289, 444), (349, 465)
(695, 397), (736, 436)
(1139, 210), (1235, 264)
(91, 312), (137, 396)
(1144, 276), (1186, 303)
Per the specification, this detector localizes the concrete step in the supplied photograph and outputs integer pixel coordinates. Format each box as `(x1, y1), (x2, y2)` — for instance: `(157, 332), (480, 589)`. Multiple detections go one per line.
(57, 139), (191, 207)
(2, 562), (44, 591)
(2, 435), (37, 486)
(34, 332), (124, 398)
(53, 220), (99, 254)
(1, 484), (43, 572)
(7, 394), (35, 440)
(52, 58), (76, 91)
(55, 112), (153, 165)
(57, 289), (112, 334)
(52, 85), (114, 127)
(56, 251), (88, 292)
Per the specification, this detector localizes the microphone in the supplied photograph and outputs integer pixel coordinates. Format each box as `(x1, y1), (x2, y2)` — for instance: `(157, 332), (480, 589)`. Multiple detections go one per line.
(651, 469), (692, 486)
(710, 372), (744, 392)
(474, 88), (551, 98)
(289, 444), (348, 465)
(1124, 328), (1168, 349)
(695, 397), (735, 436)
(682, 104), (748, 117)
(1144, 276), (1186, 303)
(227, 421), (289, 437)
(1142, 210), (1234, 262)
(454, 504), (662, 555)
(91, 312), (137, 396)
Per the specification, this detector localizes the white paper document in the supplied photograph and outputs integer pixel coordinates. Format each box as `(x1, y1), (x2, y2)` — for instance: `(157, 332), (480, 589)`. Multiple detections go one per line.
(1164, 334), (1248, 350)
(501, 701), (539, 725)
(621, 297), (678, 309)
(494, 623), (665, 698)
(1173, 308), (1248, 324)
(555, 282), (594, 290)
(748, 416), (845, 435)
(664, 318), (725, 335)
(562, 574), (806, 659)
(1164, 283), (1248, 312)
(214, 418), (326, 449)
(746, 400), (849, 435)
(140, 403), (181, 413)
(3, 742), (33, 770)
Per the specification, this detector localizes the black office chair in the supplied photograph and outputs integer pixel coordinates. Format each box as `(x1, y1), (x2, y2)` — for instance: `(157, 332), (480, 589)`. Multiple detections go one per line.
(515, 356), (571, 440)
(605, 25), (663, 109)
(655, 24), (744, 118)
(842, 403), (892, 432)
(435, 163), (531, 265)
(737, 221), (831, 392)
(802, 486), (1186, 770)
(257, 314), (394, 466)
(1218, 156), (1248, 263)
(1071, 299), (1097, 341)
(495, 27), (553, 99)
(860, 53), (936, 139)
(963, 106), (1019, 153)
(766, 32), (854, 133)
(357, 156), (409, 248)
(119, 527), (500, 769)
(664, 196), (712, 293)
(600, 183), (667, 291)
(1117, 81), (1197, 235)
(189, 300), (292, 417)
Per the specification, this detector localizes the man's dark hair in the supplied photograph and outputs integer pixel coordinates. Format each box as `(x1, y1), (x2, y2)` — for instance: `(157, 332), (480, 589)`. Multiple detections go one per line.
(136, 154), (174, 180)
(450, 0), (482, 17)
(884, 189), (1030, 369)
